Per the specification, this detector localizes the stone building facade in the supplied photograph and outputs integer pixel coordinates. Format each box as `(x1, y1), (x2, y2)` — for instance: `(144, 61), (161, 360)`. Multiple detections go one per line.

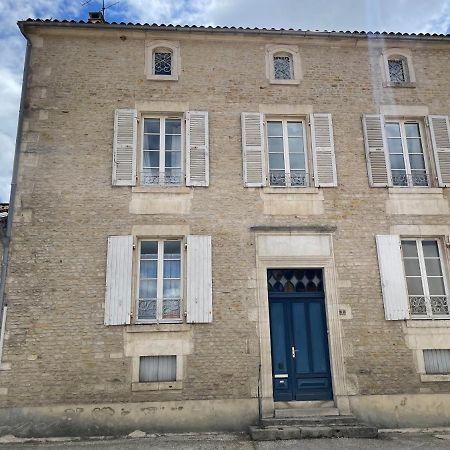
(1, 17), (450, 436)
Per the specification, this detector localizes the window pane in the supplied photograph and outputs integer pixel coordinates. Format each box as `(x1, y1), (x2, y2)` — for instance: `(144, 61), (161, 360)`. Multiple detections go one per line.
(143, 134), (160, 151)
(385, 123), (401, 138)
(165, 135), (181, 151)
(407, 138), (423, 154)
(164, 260), (181, 278)
(406, 277), (424, 295)
(425, 259), (443, 276)
(289, 153), (306, 170)
(411, 170), (428, 187)
(139, 279), (157, 298)
(403, 258), (421, 276)
(274, 56), (292, 80)
(268, 137), (283, 152)
(291, 170), (307, 187)
(428, 277), (446, 296)
(402, 241), (418, 257)
(165, 119), (181, 134)
(140, 260), (157, 278)
(163, 279), (181, 298)
(388, 59), (406, 82)
(288, 137), (304, 153)
(164, 241), (181, 258)
(287, 122), (303, 137)
(165, 151), (181, 168)
(143, 151), (159, 168)
(154, 52), (172, 75)
(163, 299), (181, 320)
(389, 154), (406, 170)
(141, 241), (158, 257)
(139, 356), (159, 382)
(138, 298), (156, 320)
(269, 153), (285, 170)
(144, 119), (160, 133)
(267, 122), (282, 136)
(387, 138), (403, 154)
(409, 154), (425, 170)
(422, 241), (439, 258)
(391, 170), (407, 186)
(405, 123), (420, 138)
(269, 170), (286, 186)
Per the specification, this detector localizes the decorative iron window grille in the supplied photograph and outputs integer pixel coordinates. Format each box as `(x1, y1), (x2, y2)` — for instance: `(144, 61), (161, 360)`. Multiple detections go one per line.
(267, 269), (323, 293)
(154, 52), (172, 75)
(388, 58), (408, 83)
(274, 56), (293, 80)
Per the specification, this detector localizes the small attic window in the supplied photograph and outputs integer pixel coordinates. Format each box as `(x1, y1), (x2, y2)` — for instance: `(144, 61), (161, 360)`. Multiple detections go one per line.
(154, 49), (172, 76)
(388, 57), (409, 83)
(274, 53), (293, 80)
(266, 45), (302, 85)
(381, 48), (416, 87)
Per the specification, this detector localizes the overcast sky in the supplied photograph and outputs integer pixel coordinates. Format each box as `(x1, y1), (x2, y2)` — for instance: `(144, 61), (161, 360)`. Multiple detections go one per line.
(1, 0), (450, 202)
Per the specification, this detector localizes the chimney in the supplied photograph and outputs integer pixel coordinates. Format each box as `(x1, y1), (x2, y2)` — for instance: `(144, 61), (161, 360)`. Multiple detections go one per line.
(88, 11), (105, 24)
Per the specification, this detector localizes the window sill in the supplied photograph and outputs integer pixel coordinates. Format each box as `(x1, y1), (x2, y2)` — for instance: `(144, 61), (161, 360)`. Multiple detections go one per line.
(406, 319), (450, 328)
(388, 187), (443, 195)
(132, 186), (191, 194)
(268, 79), (301, 85)
(146, 74), (179, 81)
(420, 374), (450, 382)
(126, 323), (189, 333)
(383, 81), (416, 88)
(262, 187), (320, 194)
(132, 381), (182, 391)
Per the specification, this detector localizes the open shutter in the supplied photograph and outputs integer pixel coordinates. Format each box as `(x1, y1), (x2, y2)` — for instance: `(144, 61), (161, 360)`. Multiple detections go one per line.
(241, 112), (266, 187)
(186, 111), (209, 186)
(104, 235), (133, 325)
(186, 235), (212, 323)
(375, 235), (410, 320)
(310, 113), (337, 187)
(428, 115), (450, 187)
(362, 115), (391, 187)
(113, 109), (137, 186)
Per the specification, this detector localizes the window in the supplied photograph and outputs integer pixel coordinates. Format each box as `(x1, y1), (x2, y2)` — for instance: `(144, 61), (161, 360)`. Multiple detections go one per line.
(423, 350), (450, 374)
(139, 356), (176, 382)
(401, 239), (449, 318)
(385, 120), (428, 187)
(141, 116), (183, 186)
(267, 119), (308, 186)
(138, 239), (182, 322)
(145, 41), (179, 81)
(265, 45), (302, 84)
(381, 48), (416, 86)
(273, 54), (293, 80)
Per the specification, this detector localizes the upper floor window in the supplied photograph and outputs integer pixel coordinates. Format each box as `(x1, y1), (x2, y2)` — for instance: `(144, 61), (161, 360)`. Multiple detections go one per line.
(381, 48), (416, 87)
(145, 41), (179, 81)
(265, 45), (302, 85)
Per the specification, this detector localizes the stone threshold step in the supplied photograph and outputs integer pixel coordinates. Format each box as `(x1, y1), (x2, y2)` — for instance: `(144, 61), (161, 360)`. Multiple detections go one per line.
(262, 415), (360, 427)
(274, 407), (339, 418)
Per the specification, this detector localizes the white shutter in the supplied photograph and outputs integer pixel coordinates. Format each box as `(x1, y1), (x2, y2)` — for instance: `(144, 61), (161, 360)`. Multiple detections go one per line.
(375, 235), (410, 320)
(186, 235), (212, 323)
(362, 115), (391, 187)
(241, 112), (266, 187)
(113, 109), (137, 186)
(104, 235), (133, 325)
(428, 115), (450, 187)
(310, 113), (337, 187)
(186, 111), (209, 186)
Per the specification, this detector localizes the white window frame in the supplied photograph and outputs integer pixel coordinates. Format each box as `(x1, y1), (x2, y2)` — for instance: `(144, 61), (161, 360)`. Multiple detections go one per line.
(140, 115), (184, 186)
(265, 117), (310, 187)
(381, 48), (416, 87)
(385, 119), (430, 187)
(145, 40), (180, 81)
(401, 238), (450, 319)
(136, 238), (184, 324)
(265, 45), (302, 85)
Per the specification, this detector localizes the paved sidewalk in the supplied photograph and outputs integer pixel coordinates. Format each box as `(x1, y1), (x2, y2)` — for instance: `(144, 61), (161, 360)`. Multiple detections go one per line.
(0, 432), (450, 449)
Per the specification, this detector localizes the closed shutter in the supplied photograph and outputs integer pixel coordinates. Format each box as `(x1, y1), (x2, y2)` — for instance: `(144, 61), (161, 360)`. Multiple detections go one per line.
(112, 109), (137, 186)
(310, 113), (337, 187)
(428, 115), (450, 187)
(104, 235), (133, 325)
(362, 115), (391, 187)
(241, 112), (266, 187)
(186, 235), (212, 323)
(186, 111), (209, 186)
(375, 235), (410, 320)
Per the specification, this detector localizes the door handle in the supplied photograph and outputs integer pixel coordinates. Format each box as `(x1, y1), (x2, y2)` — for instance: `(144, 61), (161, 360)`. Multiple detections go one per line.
(291, 346), (296, 359)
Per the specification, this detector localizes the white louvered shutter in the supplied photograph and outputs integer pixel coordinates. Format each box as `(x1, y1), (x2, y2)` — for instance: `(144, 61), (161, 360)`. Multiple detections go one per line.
(375, 235), (410, 320)
(241, 112), (266, 187)
(186, 111), (209, 186)
(310, 113), (337, 187)
(428, 115), (450, 187)
(112, 109), (137, 186)
(362, 115), (391, 187)
(186, 235), (212, 323)
(104, 235), (133, 325)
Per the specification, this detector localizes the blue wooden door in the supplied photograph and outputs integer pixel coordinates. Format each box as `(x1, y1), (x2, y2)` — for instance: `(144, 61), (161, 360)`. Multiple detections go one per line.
(268, 269), (333, 402)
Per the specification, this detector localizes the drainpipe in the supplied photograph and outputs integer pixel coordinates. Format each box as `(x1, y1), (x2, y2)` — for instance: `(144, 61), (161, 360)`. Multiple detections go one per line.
(0, 23), (32, 350)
